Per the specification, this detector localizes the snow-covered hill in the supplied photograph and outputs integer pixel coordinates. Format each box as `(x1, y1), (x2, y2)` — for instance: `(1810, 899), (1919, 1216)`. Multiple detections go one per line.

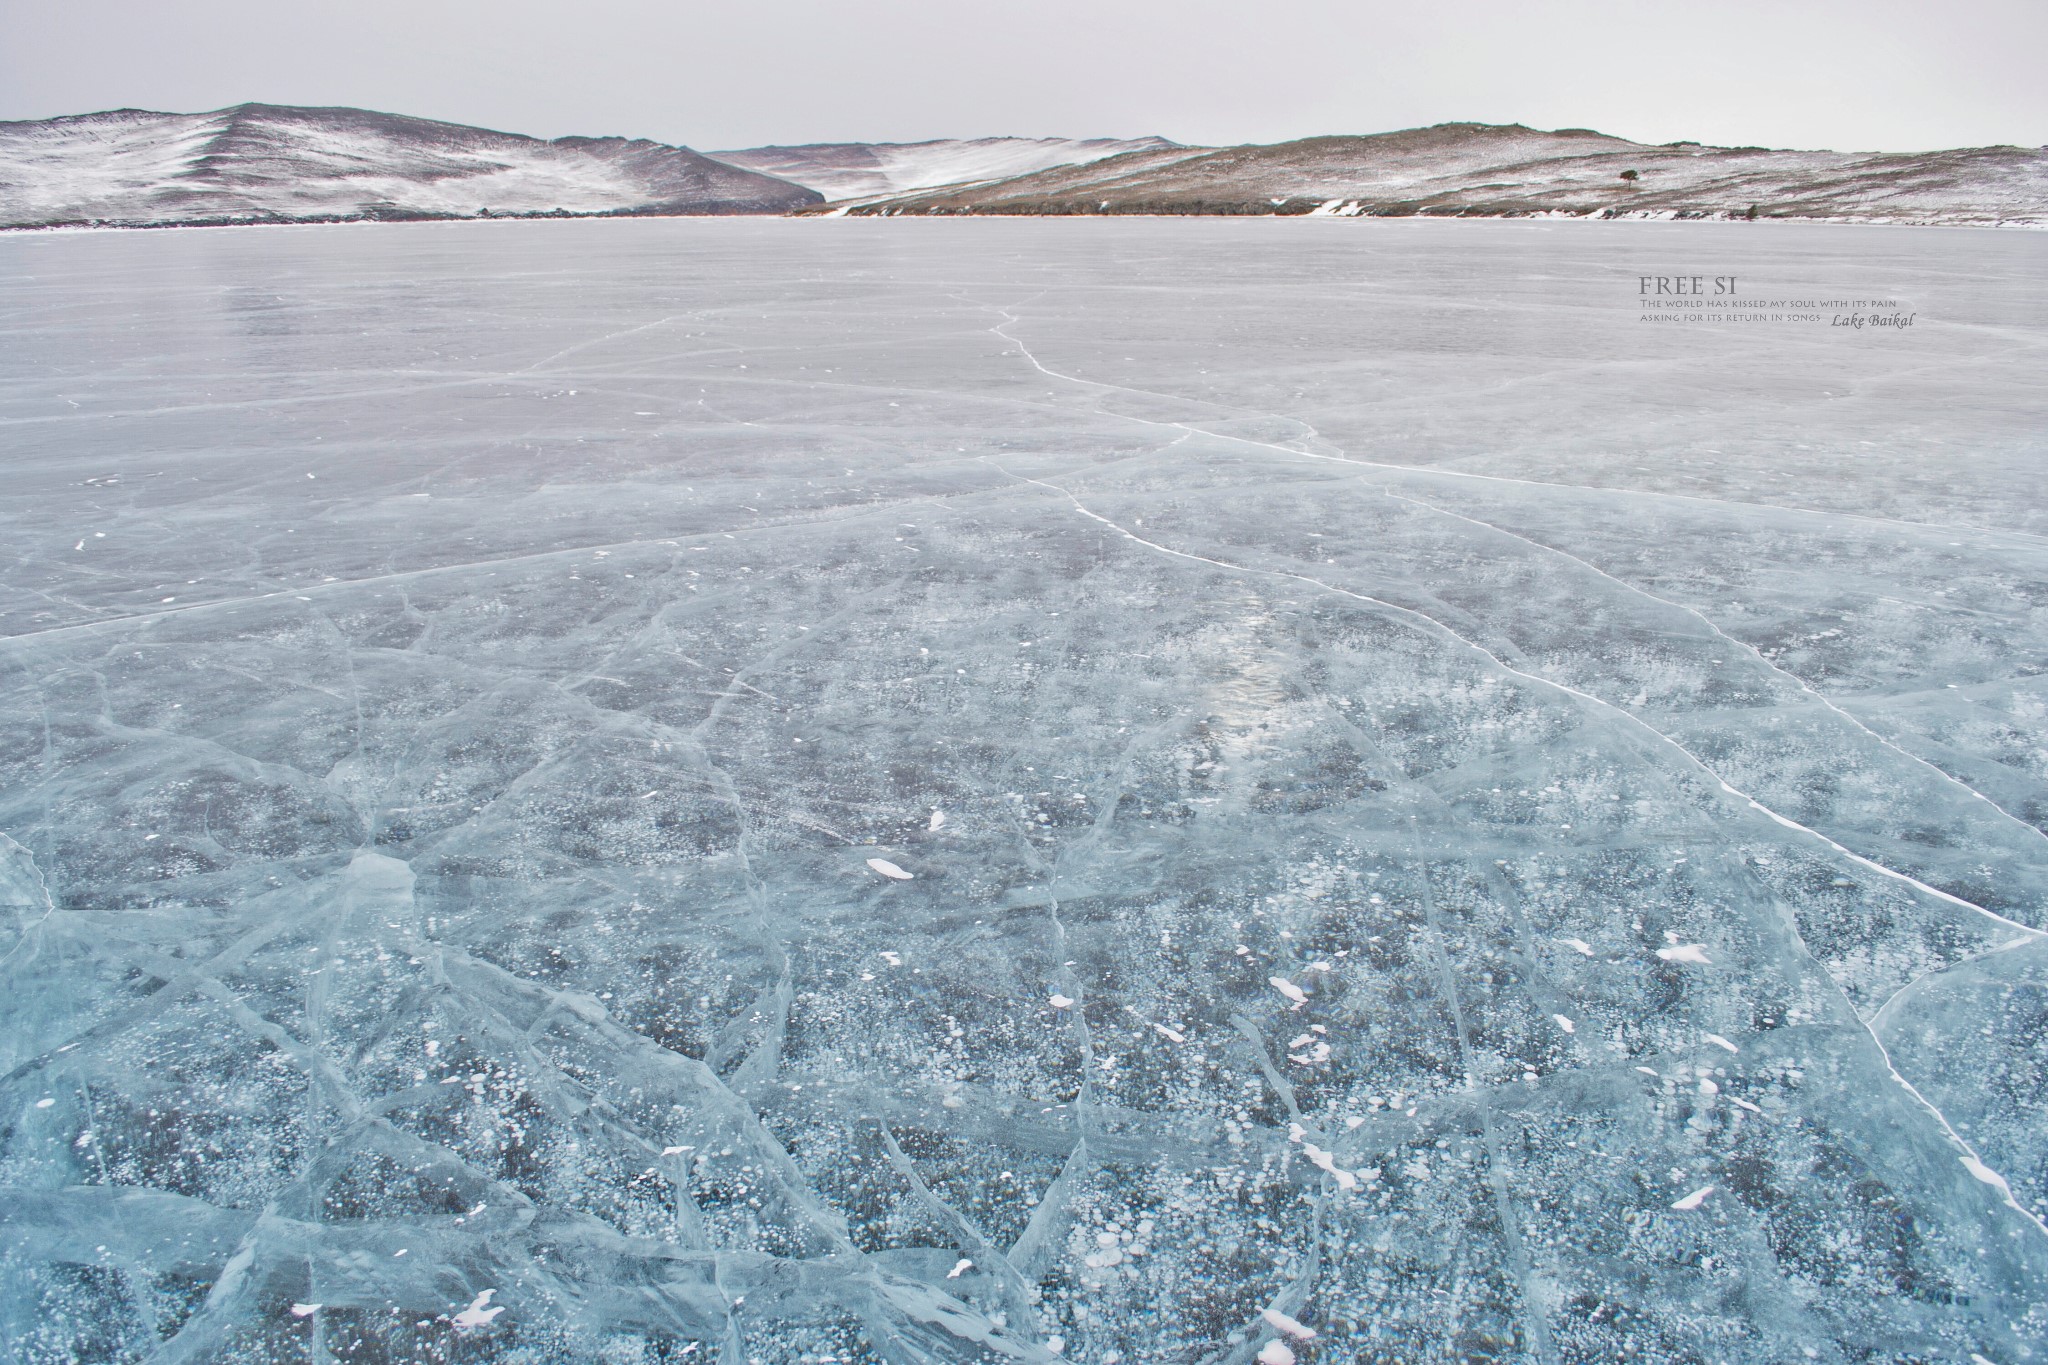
(831, 123), (2048, 225)
(708, 137), (1177, 202)
(0, 104), (820, 228)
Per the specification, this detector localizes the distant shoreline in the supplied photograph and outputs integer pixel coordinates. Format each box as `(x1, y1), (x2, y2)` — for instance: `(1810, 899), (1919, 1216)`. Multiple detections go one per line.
(7, 211), (2044, 233)
(8, 109), (2041, 231)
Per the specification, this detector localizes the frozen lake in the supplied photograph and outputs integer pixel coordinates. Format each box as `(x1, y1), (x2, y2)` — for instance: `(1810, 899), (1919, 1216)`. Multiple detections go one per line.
(2, 218), (2045, 1363)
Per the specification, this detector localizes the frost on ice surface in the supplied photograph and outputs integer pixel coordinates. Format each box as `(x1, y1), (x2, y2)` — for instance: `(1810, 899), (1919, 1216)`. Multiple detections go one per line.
(1, 220), (2046, 1363)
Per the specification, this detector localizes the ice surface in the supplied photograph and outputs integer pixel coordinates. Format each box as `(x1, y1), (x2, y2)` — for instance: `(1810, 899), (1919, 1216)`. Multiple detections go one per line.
(0, 218), (2045, 1362)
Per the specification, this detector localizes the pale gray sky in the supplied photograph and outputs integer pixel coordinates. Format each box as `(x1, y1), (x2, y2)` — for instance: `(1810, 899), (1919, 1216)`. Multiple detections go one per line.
(2, 0), (2043, 153)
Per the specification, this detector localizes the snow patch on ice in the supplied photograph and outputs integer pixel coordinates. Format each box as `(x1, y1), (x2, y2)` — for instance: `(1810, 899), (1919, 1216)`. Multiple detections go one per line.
(1269, 976), (1309, 1005)
(1261, 1308), (1317, 1340)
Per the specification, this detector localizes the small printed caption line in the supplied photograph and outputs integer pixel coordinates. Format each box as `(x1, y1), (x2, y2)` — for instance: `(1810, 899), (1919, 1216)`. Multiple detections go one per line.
(1640, 300), (1915, 326)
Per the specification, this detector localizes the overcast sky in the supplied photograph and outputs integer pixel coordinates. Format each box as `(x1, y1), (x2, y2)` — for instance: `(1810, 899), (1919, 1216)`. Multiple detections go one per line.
(2, 0), (2043, 153)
